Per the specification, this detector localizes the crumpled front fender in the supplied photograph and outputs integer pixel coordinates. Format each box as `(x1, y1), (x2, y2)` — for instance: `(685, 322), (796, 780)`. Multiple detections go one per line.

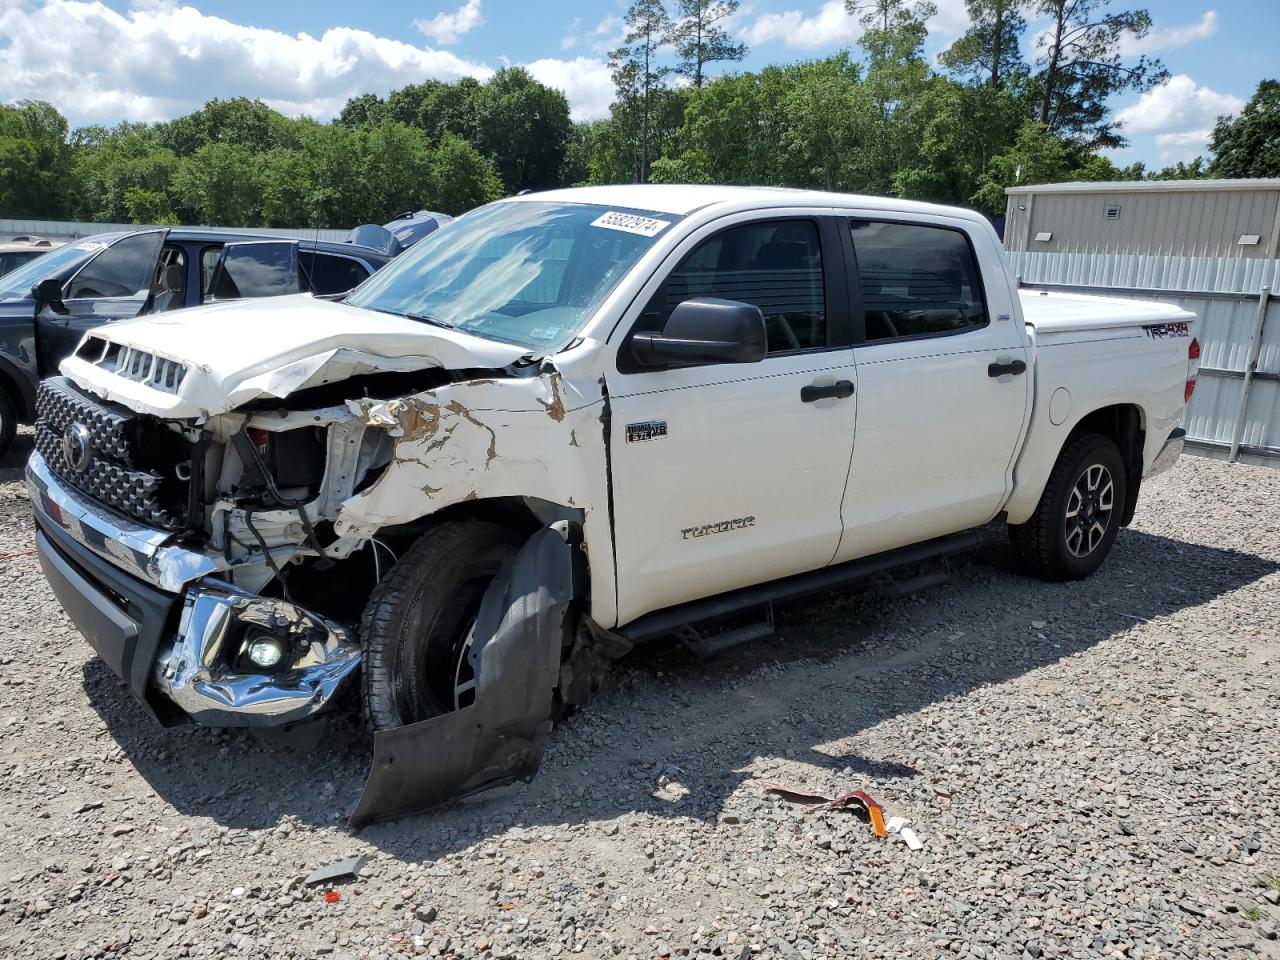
(348, 525), (574, 828)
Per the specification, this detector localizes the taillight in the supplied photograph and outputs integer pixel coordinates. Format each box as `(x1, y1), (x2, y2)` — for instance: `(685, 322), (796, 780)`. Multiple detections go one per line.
(1184, 338), (1200, 402)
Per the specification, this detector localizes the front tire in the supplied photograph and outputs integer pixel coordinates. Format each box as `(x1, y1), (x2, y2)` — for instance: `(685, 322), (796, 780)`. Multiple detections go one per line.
(1009, 432), (1127, 581)
(360, 522), (521, 731)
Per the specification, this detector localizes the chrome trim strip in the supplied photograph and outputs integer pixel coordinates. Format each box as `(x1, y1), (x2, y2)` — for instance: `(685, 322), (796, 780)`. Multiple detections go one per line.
(26, 452), (300, 593)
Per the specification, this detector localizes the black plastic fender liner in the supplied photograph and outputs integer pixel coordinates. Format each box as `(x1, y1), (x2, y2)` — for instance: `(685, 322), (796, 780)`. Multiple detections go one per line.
(348, 526), (574, 829)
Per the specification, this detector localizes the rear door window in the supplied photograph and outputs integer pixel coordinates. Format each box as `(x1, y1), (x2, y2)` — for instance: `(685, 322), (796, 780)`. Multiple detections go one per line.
(849, 220), (987, 342)
(208, 241), (302, 300)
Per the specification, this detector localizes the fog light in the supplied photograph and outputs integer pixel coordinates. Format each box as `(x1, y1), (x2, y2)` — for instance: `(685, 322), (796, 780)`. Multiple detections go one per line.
(246, 635), (285, 669)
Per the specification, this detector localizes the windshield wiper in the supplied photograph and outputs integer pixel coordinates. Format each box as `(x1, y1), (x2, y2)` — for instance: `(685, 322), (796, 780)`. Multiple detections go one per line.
(364, 306), (454, 330)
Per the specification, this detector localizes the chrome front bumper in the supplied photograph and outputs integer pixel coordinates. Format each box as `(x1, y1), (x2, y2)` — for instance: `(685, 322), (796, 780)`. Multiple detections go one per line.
(28, 452), (361, 727)
(154, 583), (361, 727)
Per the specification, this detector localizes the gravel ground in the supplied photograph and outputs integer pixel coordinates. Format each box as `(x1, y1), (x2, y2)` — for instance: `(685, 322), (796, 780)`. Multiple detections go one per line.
(1, 426), (1278, 960)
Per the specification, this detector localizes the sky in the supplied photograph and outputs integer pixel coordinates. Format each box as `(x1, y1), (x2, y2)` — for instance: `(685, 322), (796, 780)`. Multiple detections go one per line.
(0, 0), (1274, 170)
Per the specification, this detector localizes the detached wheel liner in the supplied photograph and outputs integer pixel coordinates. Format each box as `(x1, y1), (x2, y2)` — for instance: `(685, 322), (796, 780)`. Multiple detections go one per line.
(1009, 431), (1127, 581)
(360, 522), (522, 731)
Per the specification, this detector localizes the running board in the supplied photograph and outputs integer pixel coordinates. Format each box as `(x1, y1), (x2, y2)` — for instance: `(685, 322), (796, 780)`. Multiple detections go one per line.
(676, 607), (775, 658)
(619, 530), (982, 644)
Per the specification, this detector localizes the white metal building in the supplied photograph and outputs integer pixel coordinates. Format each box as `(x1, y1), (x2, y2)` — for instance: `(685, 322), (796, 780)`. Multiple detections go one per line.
(1004, 179), (1280, 259)
(1004, 179), (1280, 469)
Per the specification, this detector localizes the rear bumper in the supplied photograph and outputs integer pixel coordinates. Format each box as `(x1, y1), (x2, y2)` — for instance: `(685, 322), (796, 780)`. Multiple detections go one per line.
(30, 455), (361, 727)
(1145, 427), (1186, 479)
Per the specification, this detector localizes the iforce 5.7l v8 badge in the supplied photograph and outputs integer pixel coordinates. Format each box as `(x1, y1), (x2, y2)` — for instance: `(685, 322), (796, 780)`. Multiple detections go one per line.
(626, 420), (668, 443)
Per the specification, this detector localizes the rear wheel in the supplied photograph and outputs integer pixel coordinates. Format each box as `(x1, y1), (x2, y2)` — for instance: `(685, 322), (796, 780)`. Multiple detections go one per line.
(0, 389), (16, 459)
(360, 522), (521, 731)
(1009, 432), (1127, 581)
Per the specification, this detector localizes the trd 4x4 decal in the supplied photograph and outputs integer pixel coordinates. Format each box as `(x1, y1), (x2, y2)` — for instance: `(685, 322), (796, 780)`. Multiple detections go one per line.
(1143, 322), (1190, 338)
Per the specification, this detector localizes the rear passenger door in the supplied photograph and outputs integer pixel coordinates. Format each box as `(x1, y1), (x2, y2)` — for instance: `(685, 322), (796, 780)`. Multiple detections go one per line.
(832, 217), (1030, 563)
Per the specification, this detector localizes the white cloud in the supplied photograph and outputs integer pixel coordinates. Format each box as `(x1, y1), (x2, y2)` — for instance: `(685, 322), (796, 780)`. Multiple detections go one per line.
(0, 0), (492, 126)
(739, 0), (969, 53)
(523, 56), (615, 122)
(560, 17), (580, 51)
(739, 0), (861, 50)
(1115, 74), (1244, 161)
(589, 14), (626, 54)
(1119, 10), (1218, 56)
(413, 0), (484, 46)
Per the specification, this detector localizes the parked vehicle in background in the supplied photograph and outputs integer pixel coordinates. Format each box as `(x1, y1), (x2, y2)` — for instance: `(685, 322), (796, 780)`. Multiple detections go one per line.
(0, 236), (63, 278)
(0, 227), (392, 456)
(25, 185), (1198, 822)
(381, 210), (453, 251)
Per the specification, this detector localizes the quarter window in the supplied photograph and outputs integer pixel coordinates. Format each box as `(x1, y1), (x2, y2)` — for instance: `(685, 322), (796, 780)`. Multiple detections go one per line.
(645, 219), (827, 354)
(850, 221), (987, 341)
(301, 253), (372, 295)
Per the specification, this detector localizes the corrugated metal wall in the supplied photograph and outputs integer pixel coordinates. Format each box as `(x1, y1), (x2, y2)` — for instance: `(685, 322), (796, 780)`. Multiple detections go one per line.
(1007, 188), (1280, 258)
(0, 217), (350, 243)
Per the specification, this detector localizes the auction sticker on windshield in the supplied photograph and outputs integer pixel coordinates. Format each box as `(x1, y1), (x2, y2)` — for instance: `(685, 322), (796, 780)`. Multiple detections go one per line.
(591, 211), (671, 237)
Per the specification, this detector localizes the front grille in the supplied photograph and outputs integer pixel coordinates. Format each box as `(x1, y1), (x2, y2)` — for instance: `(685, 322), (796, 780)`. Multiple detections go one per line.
(75, 335), (190, 394)
(35, 377), (195, 531)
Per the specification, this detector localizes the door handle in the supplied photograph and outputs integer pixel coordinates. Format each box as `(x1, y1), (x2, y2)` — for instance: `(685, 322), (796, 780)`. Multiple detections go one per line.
(801, 380), (855, 403)
(988, 359), (1027, 378)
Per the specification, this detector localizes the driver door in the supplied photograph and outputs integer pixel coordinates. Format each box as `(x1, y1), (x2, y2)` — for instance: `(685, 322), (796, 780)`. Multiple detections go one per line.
(607, 212), (858, 626)
(36, 230), (166, 376)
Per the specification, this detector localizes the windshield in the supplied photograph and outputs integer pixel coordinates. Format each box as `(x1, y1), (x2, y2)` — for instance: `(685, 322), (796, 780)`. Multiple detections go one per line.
(346, 201), (677, 351)
(0, 241), (99, 300)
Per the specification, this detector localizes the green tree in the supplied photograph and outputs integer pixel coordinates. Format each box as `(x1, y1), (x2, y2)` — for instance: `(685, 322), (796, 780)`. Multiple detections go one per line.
(338, 93), (387, 128)
(1150, 157), (1208, 180)
(70, 122), (179, 222)
(171, 142), (262, 225)
(160, 97), (298, 157)
(1031, 0), (1168, 148)
(670, 0), (747, 89)
(1209, 79), (1280, 178)
(972, 120), (1074, 212)
(0, 101), (73, 218)
(610, 0), (674, 182)
(939, 0), (1026, 89)
(473, 67), (573, 190)
(428, 133), (504, 214)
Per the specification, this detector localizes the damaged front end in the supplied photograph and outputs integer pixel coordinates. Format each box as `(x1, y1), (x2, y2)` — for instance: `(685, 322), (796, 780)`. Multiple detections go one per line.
(30, 329), (607, 817)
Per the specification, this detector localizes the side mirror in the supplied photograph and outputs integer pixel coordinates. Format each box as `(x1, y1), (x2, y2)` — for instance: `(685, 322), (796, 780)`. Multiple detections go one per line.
(32, 277), (67, 314)
(630, 297), (767, 367)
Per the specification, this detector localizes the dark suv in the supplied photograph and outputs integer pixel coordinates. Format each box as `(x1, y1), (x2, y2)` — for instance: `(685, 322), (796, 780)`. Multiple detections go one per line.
(0, 228), (392, 455)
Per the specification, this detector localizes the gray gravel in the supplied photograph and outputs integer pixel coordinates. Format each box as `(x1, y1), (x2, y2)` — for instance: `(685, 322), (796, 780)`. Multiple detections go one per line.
(1, 425), (1278, 960)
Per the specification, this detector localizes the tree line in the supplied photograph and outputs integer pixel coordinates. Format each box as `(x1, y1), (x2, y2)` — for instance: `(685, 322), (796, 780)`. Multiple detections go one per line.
(1, 0), (1276, 229)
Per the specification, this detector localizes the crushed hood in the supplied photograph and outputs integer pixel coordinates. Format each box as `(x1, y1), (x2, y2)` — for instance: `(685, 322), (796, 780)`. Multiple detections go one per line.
(59, 295), (532, 418)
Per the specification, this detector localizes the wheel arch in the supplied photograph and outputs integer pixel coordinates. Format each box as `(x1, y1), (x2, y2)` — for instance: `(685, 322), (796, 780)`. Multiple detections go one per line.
(1064, 403), (1145, 527)
(0, 354), (35, 423)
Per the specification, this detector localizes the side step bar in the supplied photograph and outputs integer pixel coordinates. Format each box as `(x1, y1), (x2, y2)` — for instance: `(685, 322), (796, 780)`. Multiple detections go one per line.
(619, 530), (983, 644)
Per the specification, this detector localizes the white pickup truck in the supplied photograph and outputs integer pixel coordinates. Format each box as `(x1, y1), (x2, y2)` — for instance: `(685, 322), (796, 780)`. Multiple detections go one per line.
(28, 185), (1198, 822)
